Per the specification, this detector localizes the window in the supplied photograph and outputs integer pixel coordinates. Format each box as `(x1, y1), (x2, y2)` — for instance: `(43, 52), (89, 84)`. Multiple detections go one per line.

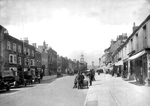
(18, 57), (21, 65)
(13, 43), (16, 51)
(9, 54), (17, 64)
(24, 58), (27, 66)
(14, 55), (17, 64)
(28, 59), (30, 65)
(32, 50), (34, 57)
(36, 60), (38, 65)
(9, 54), (13, 63)
(143, 25), (147, 48)
(7, 41), (11, 50)
(28, 49), (30, 56)
(131, 39), (133, 51)
(18, 45), (21, 53)
(136, 34), (139, 50)
(24, 47), (26, 54)
(31, 59), (35, 66)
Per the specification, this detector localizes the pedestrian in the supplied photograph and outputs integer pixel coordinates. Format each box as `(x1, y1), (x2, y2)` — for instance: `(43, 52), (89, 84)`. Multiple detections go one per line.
(40, 69), (43, 80)
(88, 69), (94, 86)
(78, 72), (85, 89)
(73, 72), (79, 88)
(92, 69), (96, 81)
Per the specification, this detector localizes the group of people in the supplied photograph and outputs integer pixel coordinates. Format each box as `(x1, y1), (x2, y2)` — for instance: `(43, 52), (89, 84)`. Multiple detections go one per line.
(73, 69), (96, 89)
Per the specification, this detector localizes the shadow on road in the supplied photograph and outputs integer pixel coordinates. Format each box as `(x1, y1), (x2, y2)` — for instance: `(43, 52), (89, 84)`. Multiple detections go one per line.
(0, 89), (20, 94)
(129, 81), (145, 86)
(123, 78), (133, 81)
(10, 85), (35, 89)
(40, 78), (56, 84)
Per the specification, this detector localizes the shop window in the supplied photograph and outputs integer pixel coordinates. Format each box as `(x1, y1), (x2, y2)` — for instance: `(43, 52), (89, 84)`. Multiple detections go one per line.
(7, 41), (11, 50)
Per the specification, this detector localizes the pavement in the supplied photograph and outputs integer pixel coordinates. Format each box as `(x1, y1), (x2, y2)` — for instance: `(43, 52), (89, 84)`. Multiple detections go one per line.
(84, 73), (150, 106)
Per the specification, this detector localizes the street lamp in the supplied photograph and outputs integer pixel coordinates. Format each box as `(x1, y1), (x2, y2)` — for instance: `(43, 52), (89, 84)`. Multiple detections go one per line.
(92, 61), (94, 69)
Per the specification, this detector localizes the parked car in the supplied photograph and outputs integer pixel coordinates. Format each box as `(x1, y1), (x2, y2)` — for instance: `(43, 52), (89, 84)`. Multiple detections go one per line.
(57, 67), (63, 77)
(33, 68), (41, 83)
(0, 76), (10, 91)
(24, 69), (34, 85)
(3, 68), (27, 88)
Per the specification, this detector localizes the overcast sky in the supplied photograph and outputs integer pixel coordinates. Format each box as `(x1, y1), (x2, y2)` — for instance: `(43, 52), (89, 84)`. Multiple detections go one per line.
(0, 0), (150, 65)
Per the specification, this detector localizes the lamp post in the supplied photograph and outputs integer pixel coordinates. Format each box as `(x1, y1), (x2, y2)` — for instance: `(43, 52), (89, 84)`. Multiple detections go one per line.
(92, 61), (94, 69)
(99, 58), (101, 67)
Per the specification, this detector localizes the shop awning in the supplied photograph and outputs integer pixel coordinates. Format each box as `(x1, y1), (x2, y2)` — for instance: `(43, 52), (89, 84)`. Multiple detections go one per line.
(115, 60), (123, 66)
(128, 50), (146, 60)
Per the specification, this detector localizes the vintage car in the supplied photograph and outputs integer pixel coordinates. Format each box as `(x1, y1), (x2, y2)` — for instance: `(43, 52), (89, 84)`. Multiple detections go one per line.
(57, 67), (63, 77)
(33, 68), (41, 83)
(0, 76), (10, 91)
(3, 67), (27, 88)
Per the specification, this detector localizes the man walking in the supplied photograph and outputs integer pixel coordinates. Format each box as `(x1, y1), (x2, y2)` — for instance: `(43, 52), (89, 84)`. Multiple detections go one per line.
(88, 69), (94, 86)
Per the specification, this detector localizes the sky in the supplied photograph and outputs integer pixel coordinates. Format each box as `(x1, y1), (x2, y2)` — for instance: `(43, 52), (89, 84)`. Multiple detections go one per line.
(0, 0), (150, 65)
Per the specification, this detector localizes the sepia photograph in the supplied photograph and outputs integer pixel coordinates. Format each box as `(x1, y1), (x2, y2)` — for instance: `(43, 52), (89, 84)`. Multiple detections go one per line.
(0, 0), (150, 106)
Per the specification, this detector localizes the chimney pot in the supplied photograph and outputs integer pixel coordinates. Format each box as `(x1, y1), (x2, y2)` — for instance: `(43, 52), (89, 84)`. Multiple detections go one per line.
(133, 22), (135, 27)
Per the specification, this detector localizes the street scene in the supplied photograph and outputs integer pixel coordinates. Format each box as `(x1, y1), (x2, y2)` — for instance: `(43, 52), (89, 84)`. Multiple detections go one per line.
(0, 0), (150, 106)
(1, 72), (150, 106)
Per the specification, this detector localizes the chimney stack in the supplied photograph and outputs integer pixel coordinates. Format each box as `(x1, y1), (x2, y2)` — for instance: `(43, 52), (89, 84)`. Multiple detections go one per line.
(133, 22), (138, 32)
(110, 39), (114, 46)
(24, 37), (29, 44)
(32, 43), (37, 48)
(133, 22), (135, 27)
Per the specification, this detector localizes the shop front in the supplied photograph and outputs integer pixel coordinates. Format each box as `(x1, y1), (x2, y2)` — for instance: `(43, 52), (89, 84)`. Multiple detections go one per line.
(128, 50), (148, 83)
(114, 60), (123, 77)
(123, 59), (128, 78)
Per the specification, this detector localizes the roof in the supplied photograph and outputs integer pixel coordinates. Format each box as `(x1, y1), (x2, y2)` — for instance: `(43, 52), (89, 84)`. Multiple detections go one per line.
(122, 15), (150, 48)
(112, 14), (150, 57)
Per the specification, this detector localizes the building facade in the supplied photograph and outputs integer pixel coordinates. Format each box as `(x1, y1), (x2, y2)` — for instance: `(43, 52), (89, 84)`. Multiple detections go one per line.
(38, 41), (49, 76)
(22, 38), (36, 74)
(112, 15), (150, 85)
(0, 25), (36, 79)
(47, 47), (57, 75)
(0, 25), (23, 78)
(35, 48), (42, 73)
